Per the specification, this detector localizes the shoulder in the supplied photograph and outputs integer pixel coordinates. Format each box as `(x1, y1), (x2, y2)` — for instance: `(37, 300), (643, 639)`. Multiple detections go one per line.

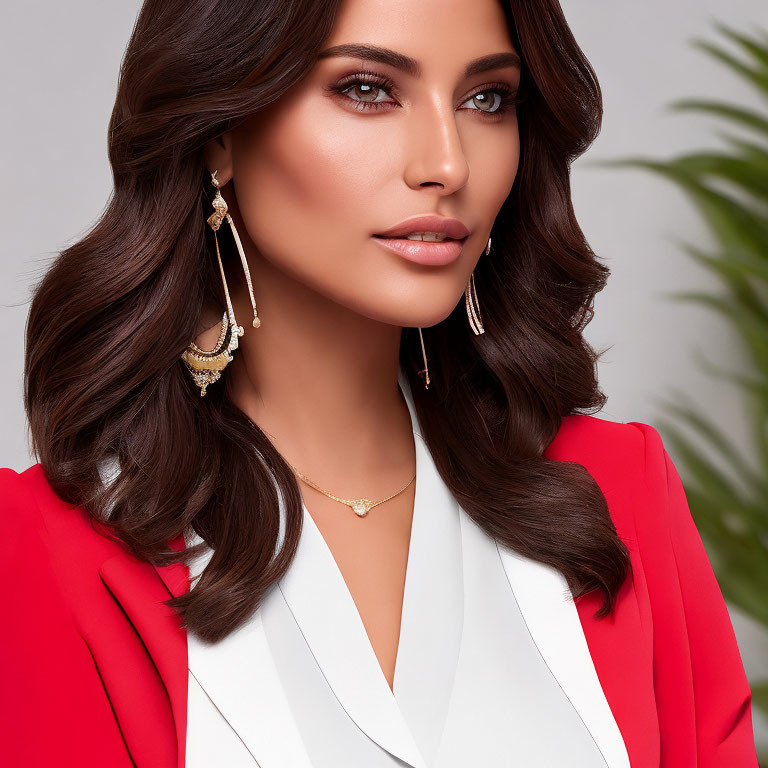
(0, 464), (51, 552)
(546, 414), (679, 543)
(2, 463), (93, 539)
(547, 413), (665, 489)
(1, 462), (78, 519)
(0, 465), (86, 663)
(0, 463), (127, 590)
(547, 412), (656, 456)
(0, 465), (140, 762)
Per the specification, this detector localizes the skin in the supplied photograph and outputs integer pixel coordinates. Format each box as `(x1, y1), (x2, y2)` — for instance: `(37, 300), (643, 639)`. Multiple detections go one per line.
(201, 0), (520, 691)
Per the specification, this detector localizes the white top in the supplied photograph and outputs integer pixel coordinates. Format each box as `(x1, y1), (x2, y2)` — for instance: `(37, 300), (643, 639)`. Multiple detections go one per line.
(183, 368), (631, 768)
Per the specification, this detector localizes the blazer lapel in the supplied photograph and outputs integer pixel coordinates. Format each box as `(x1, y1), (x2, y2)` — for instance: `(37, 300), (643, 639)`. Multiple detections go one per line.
(540, 420), (660, 768)
(272, 371), (434, 768)
(98, 536), (189, 768)
(276, 501), (427, 768)
(183, 507), (426, 768)
(183, 538), (315, 768)
(570, 567), (659, 768)
(98, 532), (316, 768)
(391, 434), (464, 766)
(496, 542), (632, 768)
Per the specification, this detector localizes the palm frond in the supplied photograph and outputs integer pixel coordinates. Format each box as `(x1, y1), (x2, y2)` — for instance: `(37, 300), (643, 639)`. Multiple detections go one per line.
(605, 20), (768, 729)
(667, 99), (768, 139)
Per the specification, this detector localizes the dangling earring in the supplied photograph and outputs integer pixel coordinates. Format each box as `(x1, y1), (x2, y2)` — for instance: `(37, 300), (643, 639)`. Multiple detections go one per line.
(416, 327), (430, 390)
(416, 235), (490, 388)
(465, 236), (490, 335)
(181, 169), (261, 396)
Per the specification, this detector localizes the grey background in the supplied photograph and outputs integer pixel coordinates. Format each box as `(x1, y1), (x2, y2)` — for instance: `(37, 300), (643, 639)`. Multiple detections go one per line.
(2, 0), (767, 751)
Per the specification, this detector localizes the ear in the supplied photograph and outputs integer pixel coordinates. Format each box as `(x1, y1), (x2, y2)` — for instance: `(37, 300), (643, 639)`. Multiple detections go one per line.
(203, 132), (234, 187)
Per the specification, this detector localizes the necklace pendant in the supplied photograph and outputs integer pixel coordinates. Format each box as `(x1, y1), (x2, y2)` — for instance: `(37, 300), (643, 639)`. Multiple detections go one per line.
(350, 498), (375, 517)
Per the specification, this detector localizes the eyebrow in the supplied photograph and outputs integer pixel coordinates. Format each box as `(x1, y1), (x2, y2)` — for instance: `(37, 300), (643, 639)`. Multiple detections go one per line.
(317, 43), (521, 78)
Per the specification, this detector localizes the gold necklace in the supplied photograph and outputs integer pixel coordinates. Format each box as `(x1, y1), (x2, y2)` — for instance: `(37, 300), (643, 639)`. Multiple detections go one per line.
(260, 427), (415, 517)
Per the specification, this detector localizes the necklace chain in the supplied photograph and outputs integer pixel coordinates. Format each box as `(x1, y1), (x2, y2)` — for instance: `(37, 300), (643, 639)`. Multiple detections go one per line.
(260, 426), (415, 517)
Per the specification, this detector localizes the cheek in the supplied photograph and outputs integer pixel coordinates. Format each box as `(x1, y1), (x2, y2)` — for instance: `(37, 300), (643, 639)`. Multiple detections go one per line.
(231, 97), (388, 266)
(469, 122), (520, 215)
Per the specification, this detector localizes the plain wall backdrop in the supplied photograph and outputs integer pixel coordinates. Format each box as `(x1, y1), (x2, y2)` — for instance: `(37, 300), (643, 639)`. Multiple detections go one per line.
(2, 0), (767, 751)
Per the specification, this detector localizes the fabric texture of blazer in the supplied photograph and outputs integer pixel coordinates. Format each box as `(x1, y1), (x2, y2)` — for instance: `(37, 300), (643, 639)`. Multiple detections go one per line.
(0, 414), (759, 767)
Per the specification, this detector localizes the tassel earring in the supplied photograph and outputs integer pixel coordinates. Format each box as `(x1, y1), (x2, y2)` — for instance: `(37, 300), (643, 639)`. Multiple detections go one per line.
(416, 327), (430, 390)
(465, 236), (490, 335)
(181, 169), (261, 396)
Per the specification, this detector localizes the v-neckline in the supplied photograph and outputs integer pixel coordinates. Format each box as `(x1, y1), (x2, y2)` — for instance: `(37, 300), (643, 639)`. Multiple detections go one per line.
(293, 372), (420, 697)
(185, 368), (465, 768)
(276, 368), (464, 767)
(299, 368), (423, 694)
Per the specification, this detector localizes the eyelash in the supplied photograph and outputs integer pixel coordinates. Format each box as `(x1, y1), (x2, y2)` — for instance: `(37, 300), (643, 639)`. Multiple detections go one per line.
(327, 69), (522, 116)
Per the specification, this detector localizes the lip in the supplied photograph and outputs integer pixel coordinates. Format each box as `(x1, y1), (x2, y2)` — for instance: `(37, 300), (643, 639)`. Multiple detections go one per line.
(374, 214), (471, 240)
(372, 235), (466, 266)
(372, 214), (470, 266)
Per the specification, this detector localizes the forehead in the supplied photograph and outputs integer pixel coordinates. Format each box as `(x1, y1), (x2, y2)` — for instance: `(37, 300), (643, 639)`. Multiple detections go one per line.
(323, 0), (517, 72)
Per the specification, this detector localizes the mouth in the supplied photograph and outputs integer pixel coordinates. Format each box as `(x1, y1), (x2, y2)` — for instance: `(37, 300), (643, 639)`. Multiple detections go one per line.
(371, 233), (468, 266)
(372, 232), (465, 243)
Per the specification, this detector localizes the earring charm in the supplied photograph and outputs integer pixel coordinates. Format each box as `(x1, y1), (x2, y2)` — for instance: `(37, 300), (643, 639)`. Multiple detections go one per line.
(181, 169), (261, 396)
(465, 236), (489, 335)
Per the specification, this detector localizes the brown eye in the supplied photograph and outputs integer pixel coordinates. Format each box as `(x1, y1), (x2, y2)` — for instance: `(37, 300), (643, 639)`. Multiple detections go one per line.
(460, 84), (521, 117)
(468, 91), (501, 112)
(343, 82), (389, 104)
(327, 71), (399, 111)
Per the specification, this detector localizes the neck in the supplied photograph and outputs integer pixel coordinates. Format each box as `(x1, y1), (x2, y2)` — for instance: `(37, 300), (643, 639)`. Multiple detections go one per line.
(224, 243), (415, 489)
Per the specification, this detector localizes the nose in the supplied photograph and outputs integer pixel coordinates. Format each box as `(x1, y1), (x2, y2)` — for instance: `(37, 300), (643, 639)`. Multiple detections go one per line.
(403, 96), (470, 196)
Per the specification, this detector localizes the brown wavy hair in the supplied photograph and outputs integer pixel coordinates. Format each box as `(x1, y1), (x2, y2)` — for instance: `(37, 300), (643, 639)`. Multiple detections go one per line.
(24, 0), (631, 642)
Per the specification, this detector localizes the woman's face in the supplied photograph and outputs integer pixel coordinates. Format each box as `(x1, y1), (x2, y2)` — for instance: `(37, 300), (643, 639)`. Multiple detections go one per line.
(220, 0), (520, 329)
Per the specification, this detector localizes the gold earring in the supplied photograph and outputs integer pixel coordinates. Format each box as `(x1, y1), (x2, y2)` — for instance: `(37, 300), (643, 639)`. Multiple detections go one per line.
(416, 235), (490, 389)
(181, 169), (261, 396)
(465, 236), (489, 335)
(416, 327), (430, 390)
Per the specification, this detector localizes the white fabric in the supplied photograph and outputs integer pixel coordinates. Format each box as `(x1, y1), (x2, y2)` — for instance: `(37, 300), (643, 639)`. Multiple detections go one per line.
(185, 368), (631, 768)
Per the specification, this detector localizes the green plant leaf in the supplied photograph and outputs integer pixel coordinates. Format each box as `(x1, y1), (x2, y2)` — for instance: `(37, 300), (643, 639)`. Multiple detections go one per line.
(752, 680), (768, 714)
(717, 133), (768, 166)
(691, 39), (768, 97)
(665, 292), (768, 379)
(682, 348), (768, 483)
(712, 21), (768, 72)
(655, 391), (768, 507)
(667, 99), (768, 139)
(670, 242), (768, 321)
(610, 161), (768, 261)
(670, 152), (768, 201)
(656, 417), (768, 535)
(668, 240), (768, 286)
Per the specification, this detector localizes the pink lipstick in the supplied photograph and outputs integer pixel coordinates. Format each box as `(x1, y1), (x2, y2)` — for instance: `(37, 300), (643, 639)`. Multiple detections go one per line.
(373, 214), (470, 266)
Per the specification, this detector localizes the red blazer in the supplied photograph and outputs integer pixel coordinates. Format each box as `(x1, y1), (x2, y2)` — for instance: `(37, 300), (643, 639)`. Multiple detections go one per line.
(0, 416), (758, 767)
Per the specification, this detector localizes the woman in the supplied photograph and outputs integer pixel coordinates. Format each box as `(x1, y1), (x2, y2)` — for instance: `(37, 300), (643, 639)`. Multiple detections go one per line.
(1, 0), (759, 765)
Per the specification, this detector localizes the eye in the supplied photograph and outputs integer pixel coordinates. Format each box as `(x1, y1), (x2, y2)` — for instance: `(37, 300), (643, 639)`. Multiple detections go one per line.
(327, 70), (398, 112)
(460, 84), (522, 116)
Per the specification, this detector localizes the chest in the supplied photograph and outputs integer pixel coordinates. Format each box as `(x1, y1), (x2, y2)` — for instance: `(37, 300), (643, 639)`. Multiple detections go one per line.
(302, 486), (416, 691)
